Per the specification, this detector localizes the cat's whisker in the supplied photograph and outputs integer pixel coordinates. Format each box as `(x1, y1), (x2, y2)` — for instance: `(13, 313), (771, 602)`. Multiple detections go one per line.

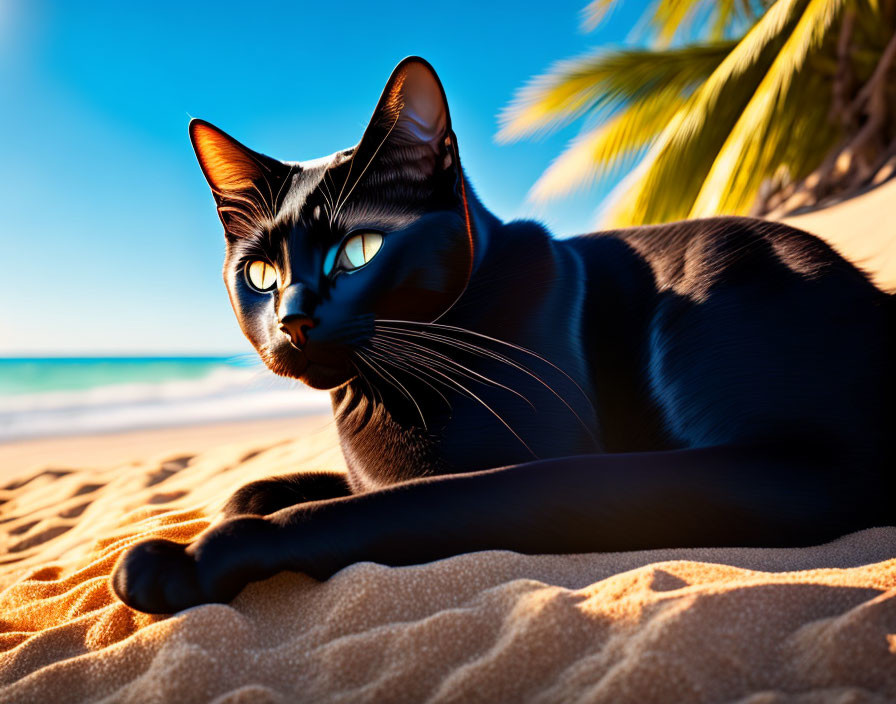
(331, 115), (400, 224)
(370, 335), (535, 410)
(361, 350), (428, 430)
(371, 338), (491, 396)
(272, 163), (295, 217)
(331, 150), (358, 228)
(318, 171), (338, 221)
(378, 319), (592, 405)
(217, 200), (266, 226)
(351, 356), (385, 410)
(362, 346), (453, 412)
(353, 351), (386, 409)
(321, 169), (344, 222)
(213, 186), (275, 234)
(354, 349), (428, 430)
(375, 323), (598, 445)
(367, 344), (537, 458)
(317, 178), (334, 216)
(377, 325), (537, 377)
(363, 334), (451, 409)
(248, 181), (276, 222)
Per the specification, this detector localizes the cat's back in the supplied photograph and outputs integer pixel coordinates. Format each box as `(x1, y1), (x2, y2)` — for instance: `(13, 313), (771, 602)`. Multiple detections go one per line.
(603, 216), (879, 301)
(566, 216), (894, 465)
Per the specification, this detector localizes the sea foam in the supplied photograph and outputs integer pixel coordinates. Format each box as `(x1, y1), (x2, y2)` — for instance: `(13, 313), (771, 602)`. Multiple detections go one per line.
(0, 363), (331, 441)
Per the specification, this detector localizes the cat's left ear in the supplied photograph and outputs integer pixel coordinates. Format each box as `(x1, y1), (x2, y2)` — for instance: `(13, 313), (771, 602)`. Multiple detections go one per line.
(360, 57), (456, 178)
(189, 119), (291, 236)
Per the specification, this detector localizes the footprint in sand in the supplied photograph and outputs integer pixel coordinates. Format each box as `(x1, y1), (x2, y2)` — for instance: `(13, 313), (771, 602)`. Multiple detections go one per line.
(144, 455), (194, 488)
(147, 491), (188, 505)
(0, 471), (107, 556)
(8, 519), (39, 536)
(2, 468), (73, 492)
(8, 522), (74, 553)
(72, 483), (103, 497)
(58, 502), (90, 519)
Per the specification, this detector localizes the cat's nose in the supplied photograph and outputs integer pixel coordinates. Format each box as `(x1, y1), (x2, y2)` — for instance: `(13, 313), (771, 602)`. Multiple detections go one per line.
(279, 315), (315, 348)
(277, 283), (319, 349)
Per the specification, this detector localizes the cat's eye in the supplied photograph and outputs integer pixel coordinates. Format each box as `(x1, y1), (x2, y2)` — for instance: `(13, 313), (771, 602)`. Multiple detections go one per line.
(328, 231), (383, 275)
(245, 260), (278, 292)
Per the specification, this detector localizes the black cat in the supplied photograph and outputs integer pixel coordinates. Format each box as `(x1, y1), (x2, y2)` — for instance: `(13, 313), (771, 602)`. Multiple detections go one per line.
(113, 57), (895, 614)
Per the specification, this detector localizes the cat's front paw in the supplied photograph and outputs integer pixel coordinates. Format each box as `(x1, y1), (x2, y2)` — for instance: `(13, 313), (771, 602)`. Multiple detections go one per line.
(113, 517), (282, 614)
(112, 538), (205, 614)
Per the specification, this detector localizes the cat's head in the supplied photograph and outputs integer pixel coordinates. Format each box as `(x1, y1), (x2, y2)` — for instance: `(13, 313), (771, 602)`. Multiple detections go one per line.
(190, 58), (474, 389)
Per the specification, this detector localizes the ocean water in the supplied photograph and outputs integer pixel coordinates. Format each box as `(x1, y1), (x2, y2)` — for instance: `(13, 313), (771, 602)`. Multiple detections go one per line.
(0, 357), (331, 442)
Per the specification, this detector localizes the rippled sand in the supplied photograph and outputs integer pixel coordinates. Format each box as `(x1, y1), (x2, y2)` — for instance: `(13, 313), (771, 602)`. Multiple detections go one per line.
(1, 414), (895, 702)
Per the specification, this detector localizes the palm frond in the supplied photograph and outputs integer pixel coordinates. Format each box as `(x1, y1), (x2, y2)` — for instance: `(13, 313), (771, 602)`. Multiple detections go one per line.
(689, 0), (845, 216)
(711, 0), (739, 39)
(603, 0), (811, 225)
(652, 0), (712, 44)
(529, 89), (687, 201)
(497, 41), (736, 143)
(581, 0), (622, 31)
(506, 0), (896, 227)
(582, 0), (756, 41)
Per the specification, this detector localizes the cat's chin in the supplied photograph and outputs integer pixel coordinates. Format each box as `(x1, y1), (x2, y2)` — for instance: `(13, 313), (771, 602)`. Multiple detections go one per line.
(299, 363), (356, 390)
(262, 351), (354, 390)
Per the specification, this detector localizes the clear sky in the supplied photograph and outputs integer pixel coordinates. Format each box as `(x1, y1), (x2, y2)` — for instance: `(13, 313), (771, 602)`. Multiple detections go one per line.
(0, 0), (643, 355)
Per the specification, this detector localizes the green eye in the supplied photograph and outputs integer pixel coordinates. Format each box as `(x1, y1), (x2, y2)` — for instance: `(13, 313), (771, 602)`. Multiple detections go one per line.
(246, 260), (278, 291)
(340, 231), (383, 270)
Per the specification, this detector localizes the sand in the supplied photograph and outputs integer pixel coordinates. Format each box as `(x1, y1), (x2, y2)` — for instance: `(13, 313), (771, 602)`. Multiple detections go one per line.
(784, 176), (896, 292)
(1, 414), (895, 703)
(2, 181), (896, 702)
(0, 415), (336, 486)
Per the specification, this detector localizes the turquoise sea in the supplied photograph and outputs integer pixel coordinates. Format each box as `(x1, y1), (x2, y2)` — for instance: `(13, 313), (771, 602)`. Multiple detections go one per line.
(0, 357), (242, 396)
(0, 357), (330, 442)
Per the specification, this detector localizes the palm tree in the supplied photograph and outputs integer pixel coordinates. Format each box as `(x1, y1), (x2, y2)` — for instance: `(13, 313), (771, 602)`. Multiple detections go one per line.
(499, 0), (896, 226)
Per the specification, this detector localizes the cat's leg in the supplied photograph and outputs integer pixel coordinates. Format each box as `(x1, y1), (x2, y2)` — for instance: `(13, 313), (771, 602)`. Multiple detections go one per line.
(221, 471), (351, 517)
(109, 472), (351, 614)
(112, 444), (885, 614)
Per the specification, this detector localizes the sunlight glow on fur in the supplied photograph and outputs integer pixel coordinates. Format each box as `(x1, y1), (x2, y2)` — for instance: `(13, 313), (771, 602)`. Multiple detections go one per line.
(192, 123), (265, 193)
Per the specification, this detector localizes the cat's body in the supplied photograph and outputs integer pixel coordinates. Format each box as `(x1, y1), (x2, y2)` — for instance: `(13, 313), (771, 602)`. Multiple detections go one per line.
(333, 208), (602, 488)
(336, 206), (893, 488)
(113, 58), (895, 614)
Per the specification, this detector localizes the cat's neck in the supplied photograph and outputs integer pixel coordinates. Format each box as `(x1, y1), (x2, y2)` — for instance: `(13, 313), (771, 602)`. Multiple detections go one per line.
(461, 177), (501, 274)
(331, 199), (608, 488)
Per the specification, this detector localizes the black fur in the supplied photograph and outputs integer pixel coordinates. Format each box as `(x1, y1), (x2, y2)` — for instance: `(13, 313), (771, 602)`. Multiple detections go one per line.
(112, 58), (896, 614)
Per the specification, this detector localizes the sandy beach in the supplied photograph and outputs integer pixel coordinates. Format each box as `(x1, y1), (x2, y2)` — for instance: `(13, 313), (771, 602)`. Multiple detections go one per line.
(784, 176), (896, 292)
(0, 415), (338, 485)
(1, 413), (895, 702)
(1, 180), (895, 702)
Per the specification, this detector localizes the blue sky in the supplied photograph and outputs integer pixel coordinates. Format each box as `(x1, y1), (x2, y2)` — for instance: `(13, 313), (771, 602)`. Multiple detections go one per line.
(0, 0), (643, 355)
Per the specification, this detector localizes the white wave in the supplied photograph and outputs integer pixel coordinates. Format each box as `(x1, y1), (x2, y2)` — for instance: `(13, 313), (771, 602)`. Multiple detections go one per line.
(0, 365), (332, 442)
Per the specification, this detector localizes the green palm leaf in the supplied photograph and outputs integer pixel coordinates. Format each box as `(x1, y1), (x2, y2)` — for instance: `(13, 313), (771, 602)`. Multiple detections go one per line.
(582, 0), (759, 41)
(529, 91), (686, 202)
(497, 42), (736, 143)
(504, 0), (896, 226)
(689, 0), (845, 216)
(524, 46), (729, 201)
(604, 0), (815, 224)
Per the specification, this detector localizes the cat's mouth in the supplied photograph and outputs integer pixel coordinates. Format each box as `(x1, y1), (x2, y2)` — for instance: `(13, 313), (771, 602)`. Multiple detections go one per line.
(263, 342), (356, 390)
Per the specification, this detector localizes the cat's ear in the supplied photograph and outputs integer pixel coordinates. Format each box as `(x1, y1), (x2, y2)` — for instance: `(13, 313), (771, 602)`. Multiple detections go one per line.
(189, 119), (289, 233)
(360, 57), (455, 178)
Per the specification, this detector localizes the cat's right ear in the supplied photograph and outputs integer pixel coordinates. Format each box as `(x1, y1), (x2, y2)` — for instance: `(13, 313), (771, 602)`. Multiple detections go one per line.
(189, 119), (288, 234)
(357, 58), (456, 181)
